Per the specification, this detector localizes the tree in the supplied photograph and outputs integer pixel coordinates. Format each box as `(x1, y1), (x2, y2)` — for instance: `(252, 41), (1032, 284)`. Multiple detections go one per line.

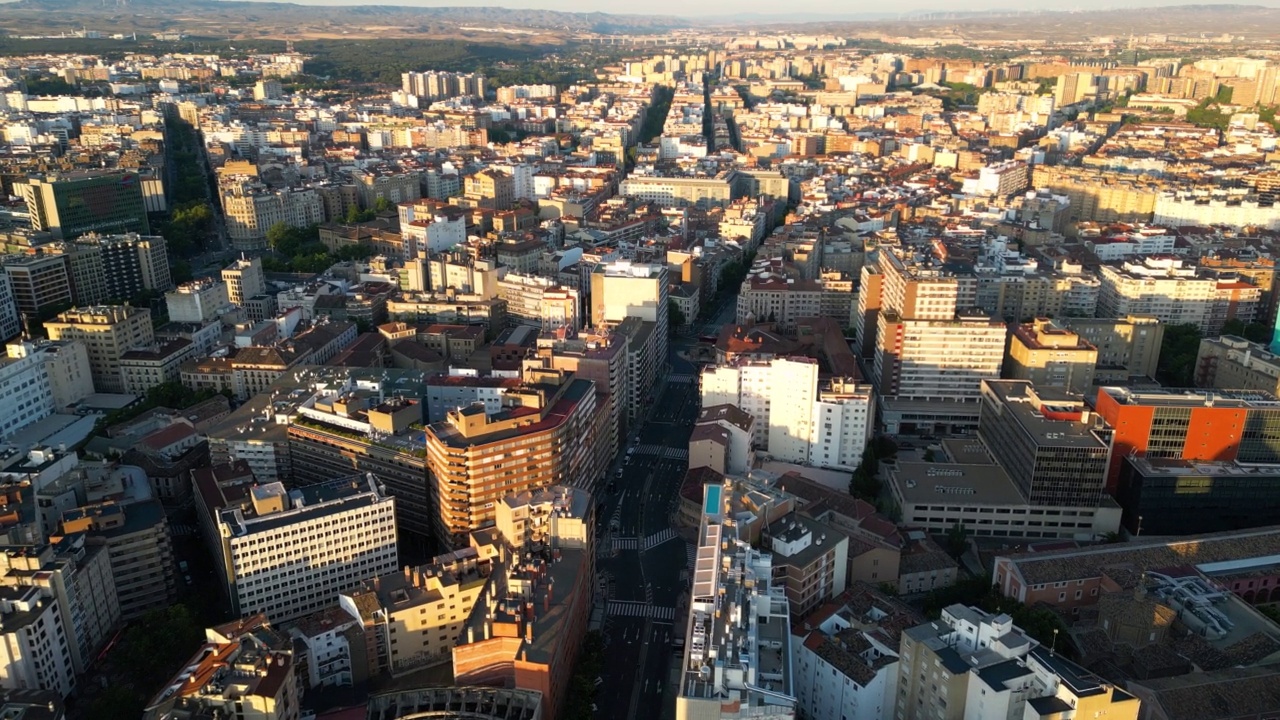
(374, 196), (395, 213)
(946, 521), (969, 560)
(1156, 323), (1203, 387)
(668, 299), (686, 335)
(1222, 318), (1273, 345)
(923, 448), (936, 462)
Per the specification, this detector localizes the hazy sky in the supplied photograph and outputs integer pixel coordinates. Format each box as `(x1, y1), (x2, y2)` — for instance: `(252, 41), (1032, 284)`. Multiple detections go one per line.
(229, 0), (1280, 18)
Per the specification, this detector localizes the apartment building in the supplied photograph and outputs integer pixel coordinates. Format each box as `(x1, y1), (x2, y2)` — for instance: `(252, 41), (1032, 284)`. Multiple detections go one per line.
(340, 544), (491, 677)
(222, 185), (324, 251)
(689, 404), (755, 476)
(425, 368), (601, 548)
(736, 273), (854, 332)
(0, 342), (55, 439)
(1195, 335), (1280, 395)
(286, 380), (434, 540)
(495, 273), (580, 331)
(61, 500), (176, 621)
(1006, 319), (1099, 396)
(792, 584), (923, 720)
(1030, 166), (1159, 225)
(166, 278), (230, 324)
(1, 253), (73, 319)
(222, 256), (266, 306)
(764, 512), (849, 618)
(677, 481), (795, 720)
(895, 605), (1138, 720)
(618, 174), (733, 208)
(143, 615), (298, 720)
(536, 329), (630, 464)
(425, 253), (502, 297)
(1097, 258), (1260, 334)
(75, 233), (172, 301)
(119, 339), (196, 396)
(44, 305), (153, 394)
(451, 486), (594, 720)
(874, 312), (1007, 433)
(1062, 315), (1163, 384)
(701, 359), (873, 470)
(0, 535), (120, 678)
(194, 472), (399, 623)
(462, 169), (515, 211)
(0, 584), (77, 697)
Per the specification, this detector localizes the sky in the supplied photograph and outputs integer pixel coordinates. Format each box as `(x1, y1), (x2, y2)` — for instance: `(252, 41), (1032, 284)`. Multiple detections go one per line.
(227, 0), (1280, 18)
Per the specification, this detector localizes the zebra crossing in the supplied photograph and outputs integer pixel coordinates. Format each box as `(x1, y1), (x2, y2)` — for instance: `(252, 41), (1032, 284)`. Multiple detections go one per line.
(686, 542), (697, 569)
(611, 537), (639, 551)
(668, 374), (695, 384)
(170, 523), (198, 537)
(608, 601), (676, 621)
(644, 528), (679, 551)
(633, 445), (689, 460)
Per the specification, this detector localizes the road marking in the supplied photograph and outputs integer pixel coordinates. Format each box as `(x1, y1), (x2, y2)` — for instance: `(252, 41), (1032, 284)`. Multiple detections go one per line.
(643, 528), (678, 551)
(612, 537), (638, 551)
(608, 601), (676, 621)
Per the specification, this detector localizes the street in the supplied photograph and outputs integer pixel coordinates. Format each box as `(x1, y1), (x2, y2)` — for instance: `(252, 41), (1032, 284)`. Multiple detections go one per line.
(593, 338), (703, 720)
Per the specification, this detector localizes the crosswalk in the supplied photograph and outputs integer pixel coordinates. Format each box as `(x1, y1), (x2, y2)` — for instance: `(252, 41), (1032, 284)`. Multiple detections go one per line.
(611, 537), (638, 551)
(644, 528), (678, 551)
(686, 542), (697, 569)
(609, 601), (676, 621)
(633, 445), (689, 460)
(668, 374), (695, 384)
(170, 523), (197, 537)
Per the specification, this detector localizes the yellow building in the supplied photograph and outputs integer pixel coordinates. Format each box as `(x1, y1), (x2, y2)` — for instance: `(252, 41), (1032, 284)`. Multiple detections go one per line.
(1006, 318), (1099, 395)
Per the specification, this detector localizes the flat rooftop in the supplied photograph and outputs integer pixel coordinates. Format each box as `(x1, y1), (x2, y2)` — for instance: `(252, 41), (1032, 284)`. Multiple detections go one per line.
(890, 461), (1026, 506)
(1098, 386), (1280, 409)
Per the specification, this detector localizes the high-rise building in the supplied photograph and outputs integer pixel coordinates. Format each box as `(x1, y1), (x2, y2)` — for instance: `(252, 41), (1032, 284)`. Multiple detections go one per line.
(1006, 319), (1099, 396)
(677, 481), (796, 720)
(89, 233), (172, 301)
(286, 379), (434, 541)
(60, 499), (176, 621)
(536, 329), (631, 466)
(1, 253), (73, 321)
(193, 472), (398, 623)
(978, 380), (1111, 507)
(16, 171), (150, 240)
(0, 272), (20, 341)
(222, 256), (266, 306)
(0, 535), (120, 678)
(44, 305), (153, 394)
(425, 368), (600, 548)
(699, 357), (871, 469)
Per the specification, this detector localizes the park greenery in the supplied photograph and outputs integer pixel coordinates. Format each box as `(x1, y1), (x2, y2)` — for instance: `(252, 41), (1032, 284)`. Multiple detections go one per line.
(561, 630), (605, 720)
(638, 85), (674, 145)
(82, 604), (205, 718)
(1156, 323), (1202, 387)
(264, 222), (380, 274)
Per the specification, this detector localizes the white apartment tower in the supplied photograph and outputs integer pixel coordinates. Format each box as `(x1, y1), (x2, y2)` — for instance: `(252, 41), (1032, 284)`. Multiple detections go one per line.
(196, 472), (398, 624)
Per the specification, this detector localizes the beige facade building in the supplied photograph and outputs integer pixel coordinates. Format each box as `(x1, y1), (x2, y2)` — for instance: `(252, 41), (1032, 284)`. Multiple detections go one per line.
(222, 256), (266, 306)
(45, 305), (153, 394)
(1062, 314), (1163, 384)
(1195, 335), (1280, 394)
(1006, 319), (1099, 395)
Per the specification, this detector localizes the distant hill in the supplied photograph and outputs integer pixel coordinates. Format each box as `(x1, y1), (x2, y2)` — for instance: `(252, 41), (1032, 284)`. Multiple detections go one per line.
(0, 0), (689, 38)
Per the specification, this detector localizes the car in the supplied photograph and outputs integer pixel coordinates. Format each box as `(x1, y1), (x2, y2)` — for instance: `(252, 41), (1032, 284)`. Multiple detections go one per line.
(184, 574), (193, 585)
(615, 469), (624, 479)
(179, 560), (189, 573)
(626, 446), (635, 456)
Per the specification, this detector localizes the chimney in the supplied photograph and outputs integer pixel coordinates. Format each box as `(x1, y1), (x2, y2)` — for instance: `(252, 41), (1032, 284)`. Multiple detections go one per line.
(525, 619), (534, 643)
